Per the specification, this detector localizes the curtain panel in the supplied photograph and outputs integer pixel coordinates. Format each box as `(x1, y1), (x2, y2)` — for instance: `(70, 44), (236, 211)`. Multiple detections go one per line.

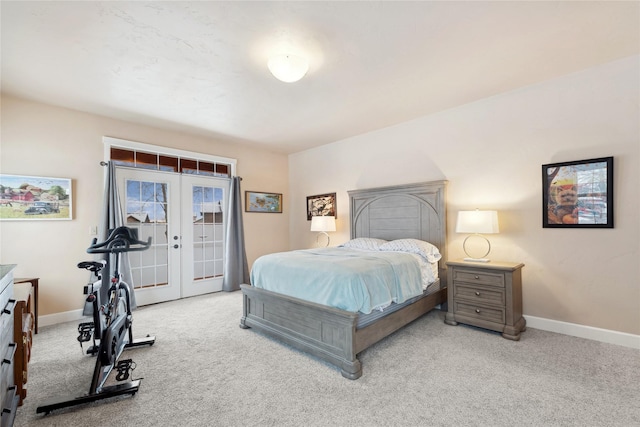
(222, 176), (249, 291)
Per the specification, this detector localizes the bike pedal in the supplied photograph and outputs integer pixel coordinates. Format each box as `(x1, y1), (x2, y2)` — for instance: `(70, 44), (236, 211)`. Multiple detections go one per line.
(77, 322), (94, 343)
(115, 358), (136, 381)
(86, 345), (99, 356)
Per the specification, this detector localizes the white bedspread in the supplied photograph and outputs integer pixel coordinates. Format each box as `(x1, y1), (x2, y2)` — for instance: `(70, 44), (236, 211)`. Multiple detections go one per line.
(250, 248), (426, 314)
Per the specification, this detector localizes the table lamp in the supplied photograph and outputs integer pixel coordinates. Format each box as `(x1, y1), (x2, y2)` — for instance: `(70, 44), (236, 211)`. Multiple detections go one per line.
(455, 209), (499, 262)
(310, 216), (336, 247)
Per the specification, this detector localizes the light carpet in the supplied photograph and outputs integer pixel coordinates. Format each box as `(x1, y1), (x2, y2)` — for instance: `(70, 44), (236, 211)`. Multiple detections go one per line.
(14, 291), (640, 426)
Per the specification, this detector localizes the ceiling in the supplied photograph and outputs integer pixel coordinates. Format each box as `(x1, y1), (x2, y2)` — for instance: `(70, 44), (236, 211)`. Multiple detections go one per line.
(2, 1), (638, 154)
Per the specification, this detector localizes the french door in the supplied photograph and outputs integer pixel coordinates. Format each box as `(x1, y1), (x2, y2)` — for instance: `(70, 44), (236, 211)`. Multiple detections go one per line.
(181, 174), (227, 297)
(117, 167), (228, 305)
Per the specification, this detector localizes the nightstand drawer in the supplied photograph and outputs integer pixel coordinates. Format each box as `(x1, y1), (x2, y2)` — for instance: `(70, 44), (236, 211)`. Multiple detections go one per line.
(453, 269), (505, 288)
(454, 301), (505, 324)
(454, 284), (505, 306)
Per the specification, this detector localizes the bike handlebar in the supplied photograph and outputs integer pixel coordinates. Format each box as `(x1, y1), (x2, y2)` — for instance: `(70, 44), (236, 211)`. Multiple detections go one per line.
(87, 226), (152, 254)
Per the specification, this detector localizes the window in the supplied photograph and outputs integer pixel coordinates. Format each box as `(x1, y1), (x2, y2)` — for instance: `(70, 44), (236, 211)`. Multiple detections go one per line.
(110, 147), (232, 178)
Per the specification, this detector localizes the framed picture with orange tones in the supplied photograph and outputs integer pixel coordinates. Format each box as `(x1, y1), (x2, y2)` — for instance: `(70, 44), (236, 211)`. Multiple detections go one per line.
(542, 157), (613, 228)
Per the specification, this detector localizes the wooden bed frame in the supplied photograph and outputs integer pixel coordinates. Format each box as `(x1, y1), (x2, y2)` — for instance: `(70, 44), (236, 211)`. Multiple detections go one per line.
(240, 181), (448, 379)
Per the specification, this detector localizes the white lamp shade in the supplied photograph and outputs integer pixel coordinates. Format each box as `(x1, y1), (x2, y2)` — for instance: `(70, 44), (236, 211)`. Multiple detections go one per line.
(456, 210), (499, 234)
(310, 216), (336, 232)
(267, 54), (309, 83)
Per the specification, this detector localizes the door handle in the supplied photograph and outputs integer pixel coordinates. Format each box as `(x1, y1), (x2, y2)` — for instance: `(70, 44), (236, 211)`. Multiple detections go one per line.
(173, 244), (179, 249)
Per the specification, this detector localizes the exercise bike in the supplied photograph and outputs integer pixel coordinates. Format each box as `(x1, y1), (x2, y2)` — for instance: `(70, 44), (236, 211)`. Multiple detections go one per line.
(37, 226), (156, 414)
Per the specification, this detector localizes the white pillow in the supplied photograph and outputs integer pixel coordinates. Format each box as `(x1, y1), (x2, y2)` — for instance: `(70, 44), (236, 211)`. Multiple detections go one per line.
(379, 238), (442, 263)
(340, 238), (388, 251)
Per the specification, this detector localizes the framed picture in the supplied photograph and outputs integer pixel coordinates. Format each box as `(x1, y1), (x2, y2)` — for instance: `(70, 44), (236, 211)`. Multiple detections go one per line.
(245, 191), (282, 213)
(542, 157), (613, 228)
(306, 192), (336, 220)
(0, 174), (73, 220)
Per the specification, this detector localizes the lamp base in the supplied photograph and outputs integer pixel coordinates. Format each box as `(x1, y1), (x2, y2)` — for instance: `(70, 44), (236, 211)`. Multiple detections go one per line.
(316, 231), (330, 247)
(462, 234), (492, 262)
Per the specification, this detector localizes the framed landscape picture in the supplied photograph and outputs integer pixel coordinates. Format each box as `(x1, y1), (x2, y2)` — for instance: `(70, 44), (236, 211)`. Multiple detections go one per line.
(542, 157), (613, 228)
(306, 192), (336, 220)
(245, 191), (283, 213)
(0, 174), (73, 220)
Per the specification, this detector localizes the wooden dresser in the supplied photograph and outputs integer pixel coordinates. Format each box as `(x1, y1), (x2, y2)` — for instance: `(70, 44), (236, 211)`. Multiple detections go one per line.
(0, 265), (19, 427)
(445, 260), (526, 340)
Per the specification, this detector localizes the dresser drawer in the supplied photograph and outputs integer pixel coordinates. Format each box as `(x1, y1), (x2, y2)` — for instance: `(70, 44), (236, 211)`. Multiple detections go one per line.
(0, 291), (10, 318)
(0, 385), (18, 427)
(0, 301), (15, 334)
(454, 283), (505, 306)
(1, 385), (16, 416)
(0, 343), (16, 400)
(453, 269), (505, 288)
(454, 301), (505, 324)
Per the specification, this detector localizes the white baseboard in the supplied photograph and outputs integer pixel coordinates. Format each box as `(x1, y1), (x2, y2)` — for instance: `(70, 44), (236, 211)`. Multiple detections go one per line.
(39, 310), (639, 350)
(524, 315), (640, 350)
(38, 309), (87, 328)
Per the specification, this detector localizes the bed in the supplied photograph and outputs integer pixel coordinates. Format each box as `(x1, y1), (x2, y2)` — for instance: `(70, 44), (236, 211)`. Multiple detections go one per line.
(240, 180), (448, 379)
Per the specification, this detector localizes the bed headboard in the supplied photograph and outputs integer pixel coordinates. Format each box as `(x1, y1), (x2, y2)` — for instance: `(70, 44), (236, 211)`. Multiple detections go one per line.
(348, 181), (448, 282)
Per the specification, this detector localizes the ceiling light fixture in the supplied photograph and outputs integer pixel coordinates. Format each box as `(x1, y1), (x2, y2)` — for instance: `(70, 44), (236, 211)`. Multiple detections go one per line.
(267, 54), (309, 83)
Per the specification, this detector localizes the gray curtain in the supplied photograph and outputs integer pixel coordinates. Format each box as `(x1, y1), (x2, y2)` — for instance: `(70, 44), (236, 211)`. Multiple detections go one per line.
(222, 176), (249, 291)
(85, 161), (136, 314)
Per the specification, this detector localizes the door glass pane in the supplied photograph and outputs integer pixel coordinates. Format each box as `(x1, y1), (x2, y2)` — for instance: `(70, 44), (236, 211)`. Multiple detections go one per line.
(155, 225), (168, 245)
(192, 184), (224, 281)
(215, 164), (229, 177)
(155, 183), (167, 202)
(111, 147), (135, 166)
(199, 161), (215, 175)
(181, 159), (198, 174)
(125, 178), (171, 290)
(159, 155), (179, 172)
(136, 151), (158, 169)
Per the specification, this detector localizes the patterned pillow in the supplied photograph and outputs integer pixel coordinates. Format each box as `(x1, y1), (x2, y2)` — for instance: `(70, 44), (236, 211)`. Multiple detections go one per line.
(340, 238), (388, 251)
(379, 239), (442, 263)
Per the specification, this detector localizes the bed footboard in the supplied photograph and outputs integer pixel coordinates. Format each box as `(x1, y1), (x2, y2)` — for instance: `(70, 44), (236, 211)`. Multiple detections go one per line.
(240, 284), (447, 379)
(240, 284), (363, 379)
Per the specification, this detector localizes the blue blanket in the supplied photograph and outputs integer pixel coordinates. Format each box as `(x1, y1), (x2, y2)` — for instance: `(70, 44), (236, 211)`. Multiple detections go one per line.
(250, 248), (423, 314)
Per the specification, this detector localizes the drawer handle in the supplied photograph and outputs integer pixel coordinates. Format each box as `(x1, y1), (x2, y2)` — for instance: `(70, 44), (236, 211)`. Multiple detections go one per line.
(475, 309), (481, 314)
(475, 291), (481, 296)
(2, 343), (16, 365)
(474, 275), (479, 280)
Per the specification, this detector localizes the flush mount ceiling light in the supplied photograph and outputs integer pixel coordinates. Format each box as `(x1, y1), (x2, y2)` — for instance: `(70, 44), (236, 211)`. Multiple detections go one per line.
(267, 54), (309, 83)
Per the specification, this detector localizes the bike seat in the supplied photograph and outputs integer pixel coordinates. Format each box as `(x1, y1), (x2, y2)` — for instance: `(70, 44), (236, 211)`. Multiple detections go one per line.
(77, 261), (106, 273)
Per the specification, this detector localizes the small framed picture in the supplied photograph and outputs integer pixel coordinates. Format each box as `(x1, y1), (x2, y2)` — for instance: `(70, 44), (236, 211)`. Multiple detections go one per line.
(542, 157), (613, 228)
(0, 174), (73, 220)
(306, 192), (336, 220)
(245, 191), (283, 213)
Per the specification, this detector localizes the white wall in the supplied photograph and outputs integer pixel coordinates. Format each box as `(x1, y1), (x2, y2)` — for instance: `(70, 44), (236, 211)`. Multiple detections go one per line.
(289, 56), (640, 336)
(0, 95), (290, 316)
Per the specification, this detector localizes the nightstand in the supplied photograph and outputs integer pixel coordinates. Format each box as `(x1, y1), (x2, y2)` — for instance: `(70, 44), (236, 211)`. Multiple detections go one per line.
(444, 260), (526, 340)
